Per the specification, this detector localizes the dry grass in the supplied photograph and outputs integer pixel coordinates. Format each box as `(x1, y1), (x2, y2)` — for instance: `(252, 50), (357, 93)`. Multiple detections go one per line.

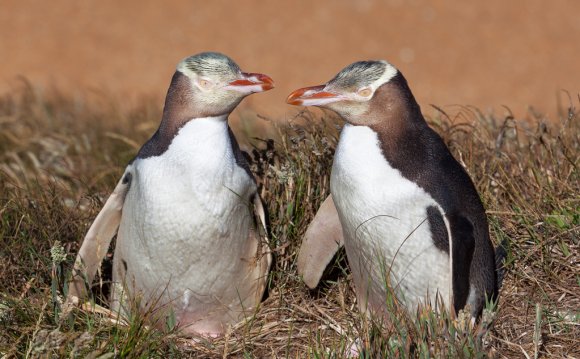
(0, 82), (578, 358)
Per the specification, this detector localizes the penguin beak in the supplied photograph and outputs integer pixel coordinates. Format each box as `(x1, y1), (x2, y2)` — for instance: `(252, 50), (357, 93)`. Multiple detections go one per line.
(286, 85), (344, 106)
(226, 72), (275, 93)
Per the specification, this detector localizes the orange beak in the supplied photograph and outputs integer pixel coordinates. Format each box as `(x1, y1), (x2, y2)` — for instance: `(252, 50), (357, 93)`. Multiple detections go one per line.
(227, 72), (275, 93)
(286, 85), (343, 106)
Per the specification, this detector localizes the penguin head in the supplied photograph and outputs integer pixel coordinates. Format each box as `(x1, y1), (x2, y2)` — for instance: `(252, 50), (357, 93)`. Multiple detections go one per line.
(286, 60), (402, 125)
(174, 52), (274, 116)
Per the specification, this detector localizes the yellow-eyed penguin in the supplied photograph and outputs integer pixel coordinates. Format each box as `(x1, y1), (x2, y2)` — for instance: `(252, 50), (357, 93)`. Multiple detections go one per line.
(287, 60), (499, 319)
(66, 52), (273, 336)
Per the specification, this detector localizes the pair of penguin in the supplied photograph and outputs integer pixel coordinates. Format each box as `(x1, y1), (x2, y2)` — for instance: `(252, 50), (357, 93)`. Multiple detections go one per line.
(67, 52), (501, 337)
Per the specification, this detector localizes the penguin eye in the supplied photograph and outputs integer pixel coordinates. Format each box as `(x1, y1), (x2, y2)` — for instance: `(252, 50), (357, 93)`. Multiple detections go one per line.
(357, 87), (372, 98)
(198, 79), (213, 90)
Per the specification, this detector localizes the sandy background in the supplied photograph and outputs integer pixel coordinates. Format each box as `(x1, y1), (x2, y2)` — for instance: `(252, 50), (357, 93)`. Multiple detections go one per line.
(1, 0), (579, 121)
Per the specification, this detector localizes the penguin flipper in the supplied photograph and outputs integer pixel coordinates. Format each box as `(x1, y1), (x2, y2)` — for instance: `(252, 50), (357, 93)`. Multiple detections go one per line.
(252, 193), (272, 300)
(446, 213), (476, 314)
(66, 169), (133, 304)
(297, 195), (344, 289)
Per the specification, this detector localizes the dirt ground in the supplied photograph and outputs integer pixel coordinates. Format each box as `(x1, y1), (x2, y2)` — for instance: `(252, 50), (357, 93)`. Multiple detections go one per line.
(1, 0), (579, 121)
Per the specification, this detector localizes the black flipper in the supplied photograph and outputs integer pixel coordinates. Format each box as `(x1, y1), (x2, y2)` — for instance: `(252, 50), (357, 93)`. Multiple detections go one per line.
(427, 206), (449, 253)
(446, 213), (476, 313)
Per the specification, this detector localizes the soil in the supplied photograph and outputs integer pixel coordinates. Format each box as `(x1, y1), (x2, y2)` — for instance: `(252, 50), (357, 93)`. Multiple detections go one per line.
(1, 0), (579, 121)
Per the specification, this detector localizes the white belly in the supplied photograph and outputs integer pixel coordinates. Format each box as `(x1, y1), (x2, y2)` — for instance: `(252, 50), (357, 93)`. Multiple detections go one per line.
(331, 124), (450, 314)
(113, 117), (260, 332)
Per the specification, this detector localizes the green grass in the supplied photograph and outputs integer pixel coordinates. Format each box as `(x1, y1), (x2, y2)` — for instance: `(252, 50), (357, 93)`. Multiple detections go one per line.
(0, 83), (578, 357)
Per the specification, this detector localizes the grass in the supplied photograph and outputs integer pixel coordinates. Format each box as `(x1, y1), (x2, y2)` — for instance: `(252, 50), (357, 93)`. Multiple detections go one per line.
(0, 82), (578, 358)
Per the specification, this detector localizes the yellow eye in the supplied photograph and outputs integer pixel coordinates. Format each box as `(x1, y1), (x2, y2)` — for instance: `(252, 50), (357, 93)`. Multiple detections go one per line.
(199, 79), (212, 89)
(358, 88), (372, 97)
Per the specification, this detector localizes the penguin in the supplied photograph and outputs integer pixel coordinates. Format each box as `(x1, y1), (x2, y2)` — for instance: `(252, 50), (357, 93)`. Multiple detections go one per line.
(66, 52), (273, 336)
(287, 60), (499, 319)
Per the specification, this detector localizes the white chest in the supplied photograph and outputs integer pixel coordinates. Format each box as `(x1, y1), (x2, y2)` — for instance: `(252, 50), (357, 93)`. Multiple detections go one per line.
(331, 125), (450, 311)
(133, 117), (254, 224)
(115, 117), (257, 296)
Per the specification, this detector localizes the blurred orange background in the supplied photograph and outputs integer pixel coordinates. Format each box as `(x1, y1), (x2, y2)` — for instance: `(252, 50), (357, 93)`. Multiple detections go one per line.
(1, 0), (579, 121)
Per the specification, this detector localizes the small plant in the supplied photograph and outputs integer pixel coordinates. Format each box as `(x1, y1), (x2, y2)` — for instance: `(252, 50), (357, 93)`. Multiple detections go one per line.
(50, 240), (67, 320)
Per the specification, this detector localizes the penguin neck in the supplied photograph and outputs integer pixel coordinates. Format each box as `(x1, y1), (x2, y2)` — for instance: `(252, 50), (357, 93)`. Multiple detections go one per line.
(364, 75), (429, 168)
(137, 72), (232, 159)
(367, 73), (424, 140)
(336, 74), (431, 180)
(158, 71), (222, 135)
